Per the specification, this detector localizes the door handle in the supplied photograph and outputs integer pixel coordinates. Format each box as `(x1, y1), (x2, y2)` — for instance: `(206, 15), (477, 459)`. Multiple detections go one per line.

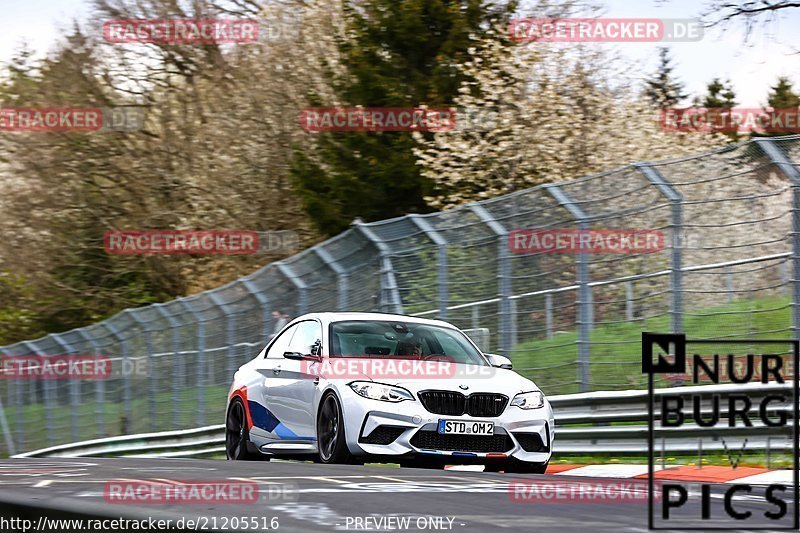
(273, 366), (282, 375)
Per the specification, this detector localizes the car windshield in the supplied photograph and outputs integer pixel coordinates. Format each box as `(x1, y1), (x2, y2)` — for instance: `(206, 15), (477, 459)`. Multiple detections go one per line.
(329, 320), (488, 366)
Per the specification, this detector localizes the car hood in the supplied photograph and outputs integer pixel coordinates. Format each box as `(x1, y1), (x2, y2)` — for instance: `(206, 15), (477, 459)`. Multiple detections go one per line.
(386, 367), (539, 396)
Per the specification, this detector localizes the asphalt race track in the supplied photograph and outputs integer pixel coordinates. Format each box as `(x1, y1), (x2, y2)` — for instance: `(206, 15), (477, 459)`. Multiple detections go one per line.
(0, 458), (787, 532)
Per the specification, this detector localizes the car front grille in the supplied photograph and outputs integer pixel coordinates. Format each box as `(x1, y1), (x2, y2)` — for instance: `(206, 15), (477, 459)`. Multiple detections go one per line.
(410, 430), (513, 453)
(359, 425), (406, 445)
(418, 391), (508, 417)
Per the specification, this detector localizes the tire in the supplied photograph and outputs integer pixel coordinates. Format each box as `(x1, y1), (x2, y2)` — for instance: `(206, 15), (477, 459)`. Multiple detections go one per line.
(485, 459), (549, 474)
(317, 392), (358, 464)
(226, 398), (264, 461)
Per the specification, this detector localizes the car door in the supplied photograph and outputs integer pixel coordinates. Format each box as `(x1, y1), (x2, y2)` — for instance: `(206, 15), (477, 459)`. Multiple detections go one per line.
(263, 319), (322, 441)
(249, 323), (299, 442)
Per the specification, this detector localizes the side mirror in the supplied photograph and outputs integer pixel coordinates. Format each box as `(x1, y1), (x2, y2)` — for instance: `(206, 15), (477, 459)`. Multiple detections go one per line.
(283, 351), (322, 362)
(486, 353), (512, 370)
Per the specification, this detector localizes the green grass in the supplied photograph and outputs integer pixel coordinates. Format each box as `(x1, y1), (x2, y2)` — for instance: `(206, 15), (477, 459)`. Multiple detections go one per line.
(512, 294), (792, 394)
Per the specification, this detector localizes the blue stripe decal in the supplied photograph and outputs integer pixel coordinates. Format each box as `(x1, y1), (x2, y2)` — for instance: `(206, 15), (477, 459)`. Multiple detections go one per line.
(248, 400), (279, 432)
(247, 400), (315, 440)
(452, 452), (477, 457)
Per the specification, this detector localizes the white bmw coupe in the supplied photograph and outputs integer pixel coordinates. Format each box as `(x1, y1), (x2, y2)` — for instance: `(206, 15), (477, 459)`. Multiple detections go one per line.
(226, 312), (554, 473)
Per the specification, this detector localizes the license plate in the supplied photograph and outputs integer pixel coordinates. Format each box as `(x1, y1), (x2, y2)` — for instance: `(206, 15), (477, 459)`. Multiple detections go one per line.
(437, 420), (494, 436)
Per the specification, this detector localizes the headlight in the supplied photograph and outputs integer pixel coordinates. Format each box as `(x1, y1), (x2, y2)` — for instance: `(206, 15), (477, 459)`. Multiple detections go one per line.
(348, 381), (414, 403)
(511, 390), (545, 409)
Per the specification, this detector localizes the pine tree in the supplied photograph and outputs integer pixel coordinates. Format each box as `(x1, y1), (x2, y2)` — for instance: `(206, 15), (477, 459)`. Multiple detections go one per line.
(644, 47), (687, 108)
(706, 78), (737, 139)
(767, 77), (800, 109)
(290, 0), (517, 235)
(703, 78), (737, 109)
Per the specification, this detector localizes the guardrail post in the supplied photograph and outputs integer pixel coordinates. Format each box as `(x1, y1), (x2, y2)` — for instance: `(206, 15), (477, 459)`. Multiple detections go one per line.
(314, 246), (350, 311)
(468, 203), (512, 357)
(77, 329), (105, 437)
(756, 138), (800, 339)
(471, 305), (480, 329)
(544, 185), (592, 392)
(153, 305), (182, 429)
(178, 299), (206, 426)
(50, 334), (79, 443)
(241, 279), (272, 343)
(102, 322), (131, 433)
(126, 310), (157, 432)
(545, 293), (553, 339)
(409, 215), (449, 320)
(637, 164), (684, 334)
(353, 219), (403, 314)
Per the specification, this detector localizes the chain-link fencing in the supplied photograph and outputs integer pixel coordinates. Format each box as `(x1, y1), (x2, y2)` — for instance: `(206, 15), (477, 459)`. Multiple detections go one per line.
(0, 135), (799, 455)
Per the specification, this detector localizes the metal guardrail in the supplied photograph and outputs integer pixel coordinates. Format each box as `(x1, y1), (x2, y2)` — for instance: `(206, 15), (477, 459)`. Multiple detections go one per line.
(15, 383), (793, 458)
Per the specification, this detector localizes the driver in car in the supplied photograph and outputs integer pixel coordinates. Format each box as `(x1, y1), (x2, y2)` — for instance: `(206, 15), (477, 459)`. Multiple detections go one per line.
(396, 340), (423, 357)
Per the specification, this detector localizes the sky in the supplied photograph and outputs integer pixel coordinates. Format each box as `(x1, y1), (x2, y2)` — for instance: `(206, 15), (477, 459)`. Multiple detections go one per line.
(0, 0), (798, 107)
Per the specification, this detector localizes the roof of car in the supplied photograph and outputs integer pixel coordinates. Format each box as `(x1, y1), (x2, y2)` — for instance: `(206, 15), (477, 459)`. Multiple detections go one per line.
(293, 312), (456, 329)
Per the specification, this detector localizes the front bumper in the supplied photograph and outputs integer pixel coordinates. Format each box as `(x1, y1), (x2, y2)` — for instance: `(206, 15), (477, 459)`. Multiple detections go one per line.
(341, 387), (554, 463)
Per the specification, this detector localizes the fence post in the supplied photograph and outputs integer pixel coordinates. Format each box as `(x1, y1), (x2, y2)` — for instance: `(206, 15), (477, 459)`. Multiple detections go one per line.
(21, 341), (56, 444)
(241, 279), (272, 344)
(276, 263), (308, 316)
(544, 184), (591, 392)
(352, 219), (403, 314)
(178, 299), (205, 426)
(0, 346), (17, 456)
(468, 203), (512, 357)
(153, 305), (182, 429)
(103, 322), (131, 432)
(637, 163), (684, 334)
(207, 291), (240, 386)
(625, 281), (634, 321)
(314, 246), (350, 311)
(77, 329), (105, 437)
(50, 334), (79, 443)
(126, 310), (157, 432)
(409, 215), (449, 320)
(756, 138), (800, 339)
(545, 293), (553, 339)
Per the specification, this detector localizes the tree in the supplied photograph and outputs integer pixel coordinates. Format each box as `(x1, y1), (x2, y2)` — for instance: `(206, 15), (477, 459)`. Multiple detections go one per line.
(703, 78), (737, 109)
(702, 0), (800, 44)
(644, 47), (687, 108)
(767, 76), (800, 109)
(290, 0), (517, 236)
(413, 23), (729, 210)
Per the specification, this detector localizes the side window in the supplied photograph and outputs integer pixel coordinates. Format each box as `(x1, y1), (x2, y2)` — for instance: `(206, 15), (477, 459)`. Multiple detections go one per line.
(266, 324), (298, 359)
(288, 321), (323, 356)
